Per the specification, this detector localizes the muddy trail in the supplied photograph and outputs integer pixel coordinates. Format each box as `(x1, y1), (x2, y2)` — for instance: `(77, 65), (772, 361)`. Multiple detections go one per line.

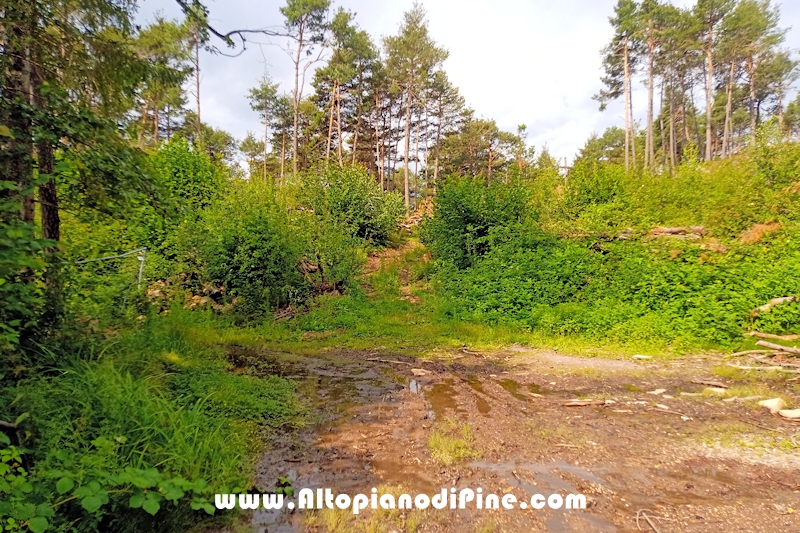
(230, 345), (800, 533)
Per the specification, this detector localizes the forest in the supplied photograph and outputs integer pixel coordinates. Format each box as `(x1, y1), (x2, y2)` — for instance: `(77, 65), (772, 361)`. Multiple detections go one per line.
(2, 0), (800, 532)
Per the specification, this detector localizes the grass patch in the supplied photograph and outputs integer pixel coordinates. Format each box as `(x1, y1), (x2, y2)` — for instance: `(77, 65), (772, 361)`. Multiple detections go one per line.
(428, 418), (481, 466)
(695, 421), (800, 453)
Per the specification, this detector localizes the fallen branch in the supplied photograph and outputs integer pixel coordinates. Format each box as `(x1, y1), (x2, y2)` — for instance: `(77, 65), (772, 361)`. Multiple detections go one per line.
(750, 355), (800, 368)
(729, 349), (778, 357)
(751, 296), (797, 316)
(746, 331), (800, 341)
(691, 379), (727, 388)
(564, 399), (607, 407)
(755, 340), (800, 355)
(636, 510), (662, 533)
(0, 420), (18, 429)
(649, 226), (705, 237)
(726, 363), (800, 374)
(366, 358), (413, 366)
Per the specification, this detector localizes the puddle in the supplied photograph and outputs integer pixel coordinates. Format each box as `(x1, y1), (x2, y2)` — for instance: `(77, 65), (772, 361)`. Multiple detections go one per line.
(496, 378), (530, 402)
(475, 396), (491, 415)
(466, 375), (485, 393)
(527, 383), (549, 395)
(425, 379), (463, 418)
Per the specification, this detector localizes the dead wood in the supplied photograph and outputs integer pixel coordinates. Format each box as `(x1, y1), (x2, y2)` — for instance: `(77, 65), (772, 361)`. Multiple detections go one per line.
(746, 331), (800, 341)
(751, 296), (797, 316)
(755, 340), (800, 355)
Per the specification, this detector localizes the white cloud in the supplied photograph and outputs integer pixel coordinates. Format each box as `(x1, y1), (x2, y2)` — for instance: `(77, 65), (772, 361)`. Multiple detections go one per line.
(138, 0), (800, 163)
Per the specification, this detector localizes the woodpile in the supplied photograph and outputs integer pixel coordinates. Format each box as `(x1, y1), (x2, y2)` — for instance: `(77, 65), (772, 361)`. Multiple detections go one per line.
(728, 329), (800, 374)
(728, 297), (800, 372)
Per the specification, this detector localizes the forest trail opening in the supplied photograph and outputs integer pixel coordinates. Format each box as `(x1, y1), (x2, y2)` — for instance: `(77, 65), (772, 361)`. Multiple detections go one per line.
(230, 245), (800, 533)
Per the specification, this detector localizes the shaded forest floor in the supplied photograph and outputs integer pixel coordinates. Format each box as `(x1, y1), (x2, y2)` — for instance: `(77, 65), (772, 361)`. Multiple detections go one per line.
(218, 242), (800, 533)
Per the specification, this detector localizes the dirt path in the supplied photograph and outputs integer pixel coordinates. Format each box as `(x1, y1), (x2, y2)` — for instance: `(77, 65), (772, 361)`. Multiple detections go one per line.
(231, 346), (800, 533)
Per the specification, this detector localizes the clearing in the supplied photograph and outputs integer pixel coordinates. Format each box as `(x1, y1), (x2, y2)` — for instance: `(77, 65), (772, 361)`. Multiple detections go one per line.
(228, 244), (800, 533)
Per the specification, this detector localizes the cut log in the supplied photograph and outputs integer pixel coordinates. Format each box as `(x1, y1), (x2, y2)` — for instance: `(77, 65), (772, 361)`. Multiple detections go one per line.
(648, 225), (706, 237)
(751, 296), (797, 316)
(755, 340), (800, 355)
(745, 331), (800, 341)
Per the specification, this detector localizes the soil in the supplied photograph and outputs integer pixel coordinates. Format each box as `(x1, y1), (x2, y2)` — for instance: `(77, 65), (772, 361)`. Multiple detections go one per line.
(229, 346), (800, 533)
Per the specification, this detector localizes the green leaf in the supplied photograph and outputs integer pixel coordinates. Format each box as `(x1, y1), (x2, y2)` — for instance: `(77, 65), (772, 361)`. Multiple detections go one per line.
(28, 516), (49, 533)
(163, 486), (184, 502)
(0, 433), (10, 445)
(14, 413), (29, 426)
(35, 504), (54, 518)
(55, 477), (74, 495)
(129, 490), (144, 509)
(0, 125), (13, 138)
(80, 495), (103, 513)
(201, 503), (215, 515)
(142, 497), (160, 516)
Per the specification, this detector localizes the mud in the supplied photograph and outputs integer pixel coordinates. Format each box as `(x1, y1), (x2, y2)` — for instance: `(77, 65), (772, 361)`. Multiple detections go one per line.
(231, 347), (800, 532)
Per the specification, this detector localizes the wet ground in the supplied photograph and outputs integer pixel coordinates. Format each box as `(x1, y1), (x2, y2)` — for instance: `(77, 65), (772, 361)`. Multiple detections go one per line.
(228, 346), (800, 533)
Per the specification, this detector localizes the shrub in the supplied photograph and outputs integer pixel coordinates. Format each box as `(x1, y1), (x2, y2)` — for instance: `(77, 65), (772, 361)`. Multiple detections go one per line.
(420, 177), (531, 268)
(196, 180), (308, 316)
(298, 165), (404, 245)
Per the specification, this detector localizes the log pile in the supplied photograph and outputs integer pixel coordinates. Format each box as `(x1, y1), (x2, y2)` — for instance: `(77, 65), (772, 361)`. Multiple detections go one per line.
(727, 296), (800, 372)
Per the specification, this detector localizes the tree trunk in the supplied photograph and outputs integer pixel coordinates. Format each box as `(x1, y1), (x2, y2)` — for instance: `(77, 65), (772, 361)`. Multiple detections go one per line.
(264, 104), (269, 182)
(646, 37), (655, 170)
(669, 84), (676, 168)
(623, 37), (631, 171)
(292, 23), (305, 177)
(403, 87), (412, 210)
(704, 26), (714, 161)
(336, 83), (343, 167)
(748, 57), (757, 144)
(326, 82), (335, 162)
(195, 37), (201, 141)
(138, 100), (149, 148)
(5, 1), (35, 222)
(433, 102), (442, 193)
(280, 133), (286, 185)
(414, 104), (420, 193)
(722, 61), (734, 158)
(154, 104), (159, 144)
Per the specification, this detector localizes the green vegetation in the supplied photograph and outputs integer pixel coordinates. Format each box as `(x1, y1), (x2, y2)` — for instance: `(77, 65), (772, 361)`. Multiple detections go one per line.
(3, 0), (800, 531)
(422, 133), (800, 351)
(428, 418), (481, 466)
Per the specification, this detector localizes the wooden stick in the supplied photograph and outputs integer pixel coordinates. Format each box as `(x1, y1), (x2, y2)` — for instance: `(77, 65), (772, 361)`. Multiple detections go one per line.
(636, 510), (662, 533)
(729, 349), (778, 357)
(746, 331), (800, 341)
(726, 363), (800, 373)
(755, 340), (800, 355)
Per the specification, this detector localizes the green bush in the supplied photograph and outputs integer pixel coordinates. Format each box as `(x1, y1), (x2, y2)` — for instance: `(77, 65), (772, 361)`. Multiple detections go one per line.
(195, 180), (307, 316)
(298, 164), (404, 245)
(420, 177), (532, 268)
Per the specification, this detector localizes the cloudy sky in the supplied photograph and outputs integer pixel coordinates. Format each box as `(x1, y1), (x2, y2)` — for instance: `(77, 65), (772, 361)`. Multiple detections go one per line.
(138, 0), (800, 163)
